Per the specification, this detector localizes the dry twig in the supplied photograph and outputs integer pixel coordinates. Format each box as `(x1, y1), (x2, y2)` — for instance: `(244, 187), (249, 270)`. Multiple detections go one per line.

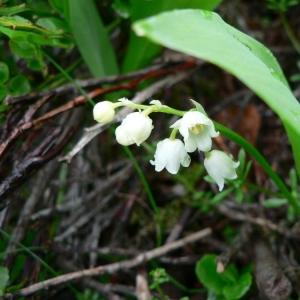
(2, 227), (212, 299)
(5, 61), (193, 105)
(218, 201), (300, 239)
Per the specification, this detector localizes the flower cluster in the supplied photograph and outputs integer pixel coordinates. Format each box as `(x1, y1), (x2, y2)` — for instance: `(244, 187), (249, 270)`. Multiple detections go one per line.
(93, 98), (239, 191)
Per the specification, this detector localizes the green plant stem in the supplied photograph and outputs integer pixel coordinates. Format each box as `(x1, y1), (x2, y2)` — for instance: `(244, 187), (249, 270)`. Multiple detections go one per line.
(244, 182), (283, 197)
(156, 285), (168, 300)
(42, 50), (95, 106)
(215, 122), (300, 216)
(167, 274), (205, 294)
(124, 102), (184, 117)
(280, 11), (300, 56)
(0, 229), (82, 296)
(123, 146), (163, 247)
(0, 246), (45, 258)
(37, 58), (82, 91)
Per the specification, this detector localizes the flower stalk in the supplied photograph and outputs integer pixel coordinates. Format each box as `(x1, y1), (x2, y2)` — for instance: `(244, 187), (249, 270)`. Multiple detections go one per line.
(93, 98), (300, 215)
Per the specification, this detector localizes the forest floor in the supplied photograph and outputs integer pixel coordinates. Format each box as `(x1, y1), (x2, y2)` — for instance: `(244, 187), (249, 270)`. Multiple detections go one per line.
(0, 1), (300, 299)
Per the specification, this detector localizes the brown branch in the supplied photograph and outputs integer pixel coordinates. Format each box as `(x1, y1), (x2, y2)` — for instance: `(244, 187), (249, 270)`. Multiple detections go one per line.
(217, 202), (300, 239)
(0, 94), (52, 156)
(0, 127), (75, 211)
(29, 60), (195, 126)
(5, 60), (195, 105)
(2, 227), (212, 299)
(60, 260), (159, 299)
(165, 206), (192, 244)
(0, 61), (196, 160)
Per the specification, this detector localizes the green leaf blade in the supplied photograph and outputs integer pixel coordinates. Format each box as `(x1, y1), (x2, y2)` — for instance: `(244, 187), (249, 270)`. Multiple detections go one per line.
(132, 9), (300, 175)
(9, 74), (31, 96)
(123, 1), (223, 73)
(0, 62), (9, 83)
(66, 0), (119, 77)
(223, 272), (252, 300)
(0, 266), (9, 295)
(195, 254), (226, 295)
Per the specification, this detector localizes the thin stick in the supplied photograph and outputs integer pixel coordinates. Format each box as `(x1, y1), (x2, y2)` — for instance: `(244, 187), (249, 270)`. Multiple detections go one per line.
(2, 228), (212, 299)
(5, 61), (193, 105)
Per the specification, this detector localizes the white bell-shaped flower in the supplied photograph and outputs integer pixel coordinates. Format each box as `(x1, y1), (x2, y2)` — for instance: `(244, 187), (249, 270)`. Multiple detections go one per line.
(204, 150), (239, 191)
(150, 138), (191, 174)
(170, 111), (219, 152)
(115, 112), (153, 146)
(93, 101), (115, 124)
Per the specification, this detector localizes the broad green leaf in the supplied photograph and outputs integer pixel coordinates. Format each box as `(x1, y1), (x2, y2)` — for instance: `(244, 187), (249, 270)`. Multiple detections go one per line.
(0, 4), (28, 16)
(0, 104), (10, 112)
(4, 29), (69, 49)
(9, 39), (45, 70)
(219, 263), (239, 284)
(37, 17), (69, 32)
(196, 254), (252, 299)
(0, 62), (9, 83)
(195, 254), (226, 294)
(66, 0), (119, 77)
(223, 272), (252, 300)
(0, 16), (62, 37)
(122, 0), (223, 73)
(49, 0), (66, 14)
(0, 83), (9, 101)
(133, 9), (300, 176)
(9, 40), (37, 58)
(28, 57), (44, 71)
(199, 0), (224, 9)
(112, 0), (131, 19)
(0, 16), (69, 49)
(0, 266), (9, 296)
(9, 74), (31, 96)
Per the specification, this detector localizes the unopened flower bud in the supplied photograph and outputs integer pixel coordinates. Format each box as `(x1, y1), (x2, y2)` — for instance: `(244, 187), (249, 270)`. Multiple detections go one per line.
(93, 101), (115, 124)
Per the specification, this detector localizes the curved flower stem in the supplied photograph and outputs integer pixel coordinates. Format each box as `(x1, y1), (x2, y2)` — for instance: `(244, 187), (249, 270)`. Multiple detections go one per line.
(154, 106), (184, 116)
(43, 50), (96, 106)
(215, 122), (300, 216)
(156, 285), (168, 300)
(0, 229), (82, 296)
(126, 103), (185, 117)
(169, 128), (178, 140)
(123, 146), (163, 247)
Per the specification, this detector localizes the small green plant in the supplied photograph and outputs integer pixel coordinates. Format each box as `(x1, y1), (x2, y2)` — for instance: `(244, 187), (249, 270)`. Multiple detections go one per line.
(149, 267), (204, 299)
(150, 268), (170, 300)
(195, 254), (252, 300)
(266, 0), (299, 12)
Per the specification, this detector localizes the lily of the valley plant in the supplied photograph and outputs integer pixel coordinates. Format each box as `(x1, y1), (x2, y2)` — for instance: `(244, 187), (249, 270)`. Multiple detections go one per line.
(93, 98), (239, 191)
